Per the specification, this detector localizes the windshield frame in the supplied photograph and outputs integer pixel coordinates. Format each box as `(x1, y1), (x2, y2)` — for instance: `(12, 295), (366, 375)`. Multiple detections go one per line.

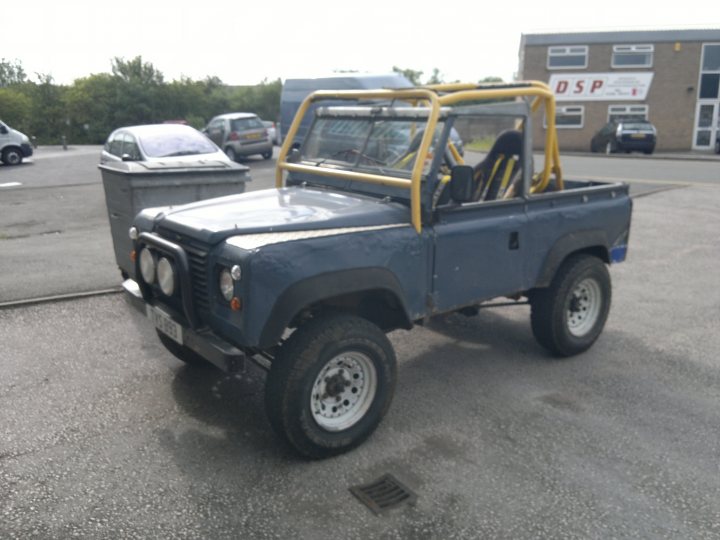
(276, 83), (560, 233)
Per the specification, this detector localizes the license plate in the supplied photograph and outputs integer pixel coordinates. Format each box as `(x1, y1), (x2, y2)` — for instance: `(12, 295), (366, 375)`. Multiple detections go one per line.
(630, 133), (646, 139)
(147, 305), (183, 345)
(245, 132), (262, 140)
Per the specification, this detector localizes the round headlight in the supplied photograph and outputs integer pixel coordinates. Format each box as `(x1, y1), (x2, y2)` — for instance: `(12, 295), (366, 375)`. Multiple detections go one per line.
(139, 248), (156, 284)
(157, 257), (175, 296)
(230, 264), (242, 281)
(129, 227), (139, 240)
(219, 268), (234, 301)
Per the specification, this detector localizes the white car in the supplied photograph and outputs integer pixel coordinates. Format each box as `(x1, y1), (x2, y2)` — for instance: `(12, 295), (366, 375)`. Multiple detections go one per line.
(262, 120), (279, 145)
(100, 124), (231, 164)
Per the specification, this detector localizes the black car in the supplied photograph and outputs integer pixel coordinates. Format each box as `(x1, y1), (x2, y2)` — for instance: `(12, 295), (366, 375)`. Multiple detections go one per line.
(590, 120), (657, 155)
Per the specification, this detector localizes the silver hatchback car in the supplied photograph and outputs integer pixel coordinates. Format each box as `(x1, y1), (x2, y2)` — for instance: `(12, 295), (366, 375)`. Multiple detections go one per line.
(204, 113), (273, 161)
(100, 124), (231, 164)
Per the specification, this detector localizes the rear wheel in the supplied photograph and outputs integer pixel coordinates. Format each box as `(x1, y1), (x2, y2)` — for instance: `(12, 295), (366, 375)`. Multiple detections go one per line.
(225, 147), (237, 162)
(262, 148), (273, 160)
(530, 255), (611, 357)
(265, 314), (396, 459)
(604, 141), (615, 155)
(2, 147), (23, 165)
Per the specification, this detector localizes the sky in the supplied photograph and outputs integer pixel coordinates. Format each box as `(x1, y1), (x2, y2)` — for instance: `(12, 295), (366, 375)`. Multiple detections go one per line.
(2, 0), (714, 86)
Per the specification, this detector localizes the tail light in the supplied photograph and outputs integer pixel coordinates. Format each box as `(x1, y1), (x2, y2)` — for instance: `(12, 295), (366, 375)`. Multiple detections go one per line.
(229, 131), (239, 141)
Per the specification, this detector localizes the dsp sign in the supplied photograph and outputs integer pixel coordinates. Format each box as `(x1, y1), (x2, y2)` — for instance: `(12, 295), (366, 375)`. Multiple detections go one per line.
(548, 73), (654, 101)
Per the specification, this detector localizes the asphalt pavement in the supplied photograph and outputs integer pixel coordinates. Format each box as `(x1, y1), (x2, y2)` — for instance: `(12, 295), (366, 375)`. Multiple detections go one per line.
(1, 146), (720, 538)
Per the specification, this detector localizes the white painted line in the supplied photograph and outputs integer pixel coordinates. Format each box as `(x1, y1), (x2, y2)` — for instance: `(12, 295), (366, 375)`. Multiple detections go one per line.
(0, 182), (22, 188)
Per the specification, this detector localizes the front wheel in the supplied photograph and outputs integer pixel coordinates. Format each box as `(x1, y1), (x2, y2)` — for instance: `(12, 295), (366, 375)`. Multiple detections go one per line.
(530, 255), (611, 357)
(2, 147), (23, 165)
(265, 314), (396, 459)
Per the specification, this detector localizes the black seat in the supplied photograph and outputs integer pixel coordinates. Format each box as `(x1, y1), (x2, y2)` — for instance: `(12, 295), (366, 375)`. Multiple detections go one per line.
(472, 130), (523, 201)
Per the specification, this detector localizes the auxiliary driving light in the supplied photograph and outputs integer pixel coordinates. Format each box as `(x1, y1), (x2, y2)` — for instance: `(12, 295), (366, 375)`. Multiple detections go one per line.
(157, 257), (175, 296)
(139, 248), (156, 284)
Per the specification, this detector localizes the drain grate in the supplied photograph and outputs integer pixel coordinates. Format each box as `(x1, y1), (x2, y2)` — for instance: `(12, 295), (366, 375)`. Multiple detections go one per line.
(350, 474), (417, 515)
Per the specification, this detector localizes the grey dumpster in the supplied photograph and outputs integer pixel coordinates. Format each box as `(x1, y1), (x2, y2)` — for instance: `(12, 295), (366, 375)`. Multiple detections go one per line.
(99, 159), (250, 278)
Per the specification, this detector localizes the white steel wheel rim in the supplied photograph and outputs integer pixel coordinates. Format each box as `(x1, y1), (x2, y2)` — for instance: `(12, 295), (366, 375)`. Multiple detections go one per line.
(567, 278), (602, 337)
(311, 351), (377, 432)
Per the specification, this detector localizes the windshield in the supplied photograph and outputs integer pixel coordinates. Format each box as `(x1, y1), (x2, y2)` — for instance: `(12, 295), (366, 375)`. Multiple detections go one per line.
(302, 115), (446, 177)
(140, 130), (219, 158)
(623, 122), (653, 130)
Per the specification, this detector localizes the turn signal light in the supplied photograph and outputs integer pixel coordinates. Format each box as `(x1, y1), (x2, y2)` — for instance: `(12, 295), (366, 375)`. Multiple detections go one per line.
(130, 250), (137, 262)
(230, 297), (242, 311)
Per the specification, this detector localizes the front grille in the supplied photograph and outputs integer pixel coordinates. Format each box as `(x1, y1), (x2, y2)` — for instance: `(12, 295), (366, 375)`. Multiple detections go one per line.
(183, 243), (210, 314)
(155, 228), (211, 322)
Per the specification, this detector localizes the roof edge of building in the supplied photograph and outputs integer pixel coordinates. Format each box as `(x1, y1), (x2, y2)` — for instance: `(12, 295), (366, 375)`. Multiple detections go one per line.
(522, 28), (720, 46)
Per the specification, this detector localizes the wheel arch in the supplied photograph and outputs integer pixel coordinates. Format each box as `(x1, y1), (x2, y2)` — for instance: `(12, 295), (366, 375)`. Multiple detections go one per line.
(2, 145), (23, 163)
(258, 268), (413, 349)
(534, 231), (609, 289)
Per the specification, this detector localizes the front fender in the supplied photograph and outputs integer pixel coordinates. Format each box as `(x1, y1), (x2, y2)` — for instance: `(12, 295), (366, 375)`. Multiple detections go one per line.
(258, 268), (412, 349)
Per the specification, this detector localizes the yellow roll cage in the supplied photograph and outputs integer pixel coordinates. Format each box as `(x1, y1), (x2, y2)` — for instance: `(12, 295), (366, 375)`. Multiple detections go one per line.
(276, 81), (562, 233)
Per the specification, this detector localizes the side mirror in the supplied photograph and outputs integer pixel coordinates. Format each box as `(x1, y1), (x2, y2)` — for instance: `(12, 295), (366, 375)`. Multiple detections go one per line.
(449, 165), (475, 203)
(121, 153), (135, 162)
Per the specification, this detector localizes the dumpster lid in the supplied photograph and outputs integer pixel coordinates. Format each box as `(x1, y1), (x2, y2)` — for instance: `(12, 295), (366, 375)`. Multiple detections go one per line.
(98, 159), (250, 174)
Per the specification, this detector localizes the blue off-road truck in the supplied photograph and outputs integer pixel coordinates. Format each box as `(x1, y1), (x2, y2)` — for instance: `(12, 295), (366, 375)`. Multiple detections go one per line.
(123, 82), (632, 458)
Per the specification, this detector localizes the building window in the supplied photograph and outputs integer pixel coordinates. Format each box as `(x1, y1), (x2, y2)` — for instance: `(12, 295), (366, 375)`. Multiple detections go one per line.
(700, 74), (720, 99)
(545, 106), (584, 129)
(608, 105), (649, 122)
(547, 46), (588, 69)
(701, 43), (720, 71)
(699, 44), (720, 99)
(612, 45), (654, 68)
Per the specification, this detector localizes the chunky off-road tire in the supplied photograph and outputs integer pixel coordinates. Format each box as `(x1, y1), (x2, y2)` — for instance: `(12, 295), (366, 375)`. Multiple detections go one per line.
(530, 254), (611, 357)
(156, 330), (208, 366)
(265, 314), (397, 459)
(2, 147), (23, 165)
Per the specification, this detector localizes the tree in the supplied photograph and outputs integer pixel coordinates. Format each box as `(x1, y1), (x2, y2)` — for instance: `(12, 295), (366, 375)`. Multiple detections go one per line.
(0, 88), (32, 130)
(65, 73), (118, 143)
(111, 56), (164, 85)
(110, 56), (165, 127)
(392, 66), (423, 85)
(0, 59), (27, 87)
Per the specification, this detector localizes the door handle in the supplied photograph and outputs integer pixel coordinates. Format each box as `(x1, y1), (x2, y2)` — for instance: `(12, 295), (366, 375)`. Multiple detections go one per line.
(509, 231), (520, 250)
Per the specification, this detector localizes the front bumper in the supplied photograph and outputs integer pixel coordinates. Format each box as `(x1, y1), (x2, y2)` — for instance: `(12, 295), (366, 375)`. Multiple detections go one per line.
(123, 279), (246, 373)
(21, 143), (33, 157)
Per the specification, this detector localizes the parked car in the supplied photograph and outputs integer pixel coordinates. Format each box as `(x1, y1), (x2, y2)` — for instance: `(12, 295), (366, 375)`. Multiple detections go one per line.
(590, 120), (657, 155)
(100, 124), (230, 164)
(203, 113), (273, 161)
(262, 120), (279, 145)
(0, 120), (33, 165)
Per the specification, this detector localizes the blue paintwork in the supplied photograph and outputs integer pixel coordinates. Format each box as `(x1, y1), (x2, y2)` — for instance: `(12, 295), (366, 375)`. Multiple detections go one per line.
(139, 187), (409, 244)
(610, 245), (628, 264)
(132, 109), (633, 352)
